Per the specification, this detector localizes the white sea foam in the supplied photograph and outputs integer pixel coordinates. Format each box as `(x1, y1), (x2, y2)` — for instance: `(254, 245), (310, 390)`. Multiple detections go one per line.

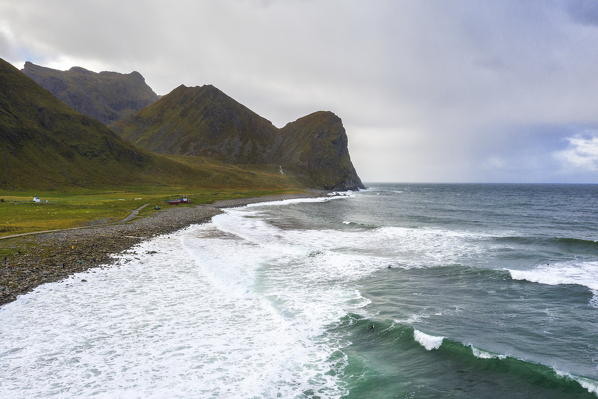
(508, 261), (598, 291)
(413, 329), (444, 350)
(470, 345), (507, 359)
(509, 261), (598, 308)
(4, 193), (576, 398)
(0, 194), (492, 398)
(0, 202), (380, 398)
(574, 376), (598, 395)
(555, 369), (598, 395)
(246, 193), (354, 208)
(394, 311), (443, 325)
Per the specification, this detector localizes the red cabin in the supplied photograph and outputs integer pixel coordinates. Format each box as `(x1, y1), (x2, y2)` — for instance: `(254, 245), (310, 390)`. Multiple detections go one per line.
(166, 196), (190, 205)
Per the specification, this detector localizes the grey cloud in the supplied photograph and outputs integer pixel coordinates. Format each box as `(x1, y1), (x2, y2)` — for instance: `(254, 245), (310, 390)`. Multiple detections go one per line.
(1, 0), (598, 182)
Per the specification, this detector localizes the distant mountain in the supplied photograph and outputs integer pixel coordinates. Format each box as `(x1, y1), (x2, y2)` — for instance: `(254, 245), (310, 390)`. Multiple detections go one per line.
(0, 59), (296, 190)
(22, 62), (158, 125)
(114, 85), (364, 190)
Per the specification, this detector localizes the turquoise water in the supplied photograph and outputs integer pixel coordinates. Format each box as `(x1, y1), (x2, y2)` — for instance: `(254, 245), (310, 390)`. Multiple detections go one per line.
(1, 184), (597, 398)
(260, 184), (598, 398)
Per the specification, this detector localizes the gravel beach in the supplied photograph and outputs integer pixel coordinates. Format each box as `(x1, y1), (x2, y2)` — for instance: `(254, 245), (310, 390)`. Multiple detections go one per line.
(0, 192), (322, 305)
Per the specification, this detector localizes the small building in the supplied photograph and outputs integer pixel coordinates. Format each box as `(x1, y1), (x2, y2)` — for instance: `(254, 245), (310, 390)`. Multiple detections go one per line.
(166, 196), (191, 205)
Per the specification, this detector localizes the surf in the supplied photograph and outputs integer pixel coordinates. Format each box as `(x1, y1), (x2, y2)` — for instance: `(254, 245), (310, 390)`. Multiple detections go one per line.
(335, 314), (598, 398)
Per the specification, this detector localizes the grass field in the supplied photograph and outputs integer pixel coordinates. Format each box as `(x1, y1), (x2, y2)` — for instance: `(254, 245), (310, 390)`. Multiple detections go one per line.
(0, 186), (300, 238)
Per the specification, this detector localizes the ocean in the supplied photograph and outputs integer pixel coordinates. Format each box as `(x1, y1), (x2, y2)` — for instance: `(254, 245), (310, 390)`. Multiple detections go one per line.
(1, 184), (597, 398)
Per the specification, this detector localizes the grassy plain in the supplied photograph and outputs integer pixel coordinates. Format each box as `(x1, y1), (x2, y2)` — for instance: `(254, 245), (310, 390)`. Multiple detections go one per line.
(0, 186), (299, 238)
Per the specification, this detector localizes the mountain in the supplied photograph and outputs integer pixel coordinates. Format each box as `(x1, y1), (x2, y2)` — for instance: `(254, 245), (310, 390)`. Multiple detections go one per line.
(278, 111), (364, 190)
(22, 62), (158, 125)
(113, 84), (278, 163)
(114, 85), (364, 190)
(0, 59), (295, 190)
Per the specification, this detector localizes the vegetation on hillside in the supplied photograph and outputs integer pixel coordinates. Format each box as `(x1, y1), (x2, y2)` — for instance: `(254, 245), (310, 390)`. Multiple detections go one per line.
(114, 84), (364, 190)
(0, 58), (301, 191)
(113, 84), (279, 163)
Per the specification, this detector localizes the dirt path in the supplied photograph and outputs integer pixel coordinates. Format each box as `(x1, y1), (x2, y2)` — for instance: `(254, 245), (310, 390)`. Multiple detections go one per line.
(119, 203), (149, 223)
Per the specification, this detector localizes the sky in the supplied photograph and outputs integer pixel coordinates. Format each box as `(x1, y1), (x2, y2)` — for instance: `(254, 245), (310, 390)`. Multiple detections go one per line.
(1, 0), (598, 183)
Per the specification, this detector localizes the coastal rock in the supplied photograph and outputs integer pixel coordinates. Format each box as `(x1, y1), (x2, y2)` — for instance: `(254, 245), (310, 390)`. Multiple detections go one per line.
(277, 111), (364, 190)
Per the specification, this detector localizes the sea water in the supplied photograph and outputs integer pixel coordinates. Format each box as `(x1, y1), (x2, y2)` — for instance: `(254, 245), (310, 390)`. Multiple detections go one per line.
(1, 184), (597, 398)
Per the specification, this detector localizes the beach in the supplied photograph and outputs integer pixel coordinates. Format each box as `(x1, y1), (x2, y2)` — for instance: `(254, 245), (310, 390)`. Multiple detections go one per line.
(1, 185), (597, 398)
(0, 192), (321, 305)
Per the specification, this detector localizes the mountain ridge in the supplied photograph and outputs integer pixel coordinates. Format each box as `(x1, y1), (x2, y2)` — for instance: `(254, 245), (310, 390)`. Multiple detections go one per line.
(114, 84), (279, 164)
(0, 58), (298, 190)
(114, 85), (364, 190)
(22, 62), (159, 125)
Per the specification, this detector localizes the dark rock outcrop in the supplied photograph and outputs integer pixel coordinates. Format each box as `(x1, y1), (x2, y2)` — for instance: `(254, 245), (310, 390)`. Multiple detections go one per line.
(277, 111), (364, 190)
(22, 62), (158, 125)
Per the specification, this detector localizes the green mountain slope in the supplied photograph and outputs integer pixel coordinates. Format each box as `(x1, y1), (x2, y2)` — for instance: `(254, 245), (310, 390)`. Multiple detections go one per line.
(0, 59), (297, 190)
(22, 62), (158, 125)
(114, 85), (364, 190)
(114, 84), (278, 163)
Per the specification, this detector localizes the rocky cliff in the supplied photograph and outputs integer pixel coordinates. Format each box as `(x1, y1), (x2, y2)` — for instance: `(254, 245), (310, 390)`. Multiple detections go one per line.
(22, 62), (158, 125)
(114, 85), (364, 190)
(277, 111), (364, 190)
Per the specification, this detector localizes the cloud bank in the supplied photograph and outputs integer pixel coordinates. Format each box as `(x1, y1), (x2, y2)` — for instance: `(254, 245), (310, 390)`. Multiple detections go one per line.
(556, 133), (598, 172)
(1, 0), (598, 182)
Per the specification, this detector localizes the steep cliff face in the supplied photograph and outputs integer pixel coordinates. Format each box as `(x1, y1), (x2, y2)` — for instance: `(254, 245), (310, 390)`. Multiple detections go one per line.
(277, 112), (364, 190)
(114, 85), (364, 190)
(21, 62), (158, 125)
(114, 84), (279, 163)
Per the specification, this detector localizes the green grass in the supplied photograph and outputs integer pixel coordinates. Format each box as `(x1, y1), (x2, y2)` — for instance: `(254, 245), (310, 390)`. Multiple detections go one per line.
(0, 186), (301, 237)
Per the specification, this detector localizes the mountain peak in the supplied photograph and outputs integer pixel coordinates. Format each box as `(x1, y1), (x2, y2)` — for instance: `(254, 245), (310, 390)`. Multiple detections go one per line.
(278, 110), (363, 190)
(285, 111), (341, 127)
(68, 66), (91, 73)
(114, 82), (278, 163)
(129, 71), (144, 81)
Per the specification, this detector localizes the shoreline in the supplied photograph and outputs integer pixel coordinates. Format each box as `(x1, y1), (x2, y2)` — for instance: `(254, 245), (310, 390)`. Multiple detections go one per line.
(0, 191), (324, 305)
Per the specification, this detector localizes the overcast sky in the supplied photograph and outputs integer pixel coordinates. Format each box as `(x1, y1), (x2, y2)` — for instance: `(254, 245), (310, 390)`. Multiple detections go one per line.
(2, 0), (598, 183)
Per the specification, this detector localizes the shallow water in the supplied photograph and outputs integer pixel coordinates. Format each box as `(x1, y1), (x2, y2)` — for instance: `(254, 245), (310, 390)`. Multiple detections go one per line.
(1, 184), (597, 398)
